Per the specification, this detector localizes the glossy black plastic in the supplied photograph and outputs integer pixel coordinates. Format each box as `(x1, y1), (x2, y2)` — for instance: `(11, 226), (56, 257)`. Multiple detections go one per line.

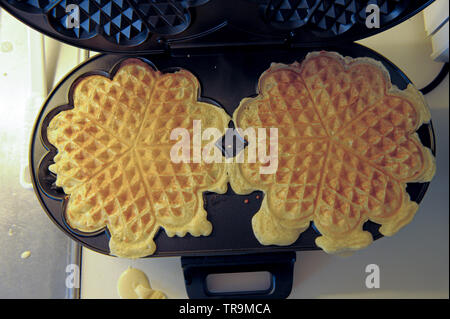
(181, 251), (296, 298)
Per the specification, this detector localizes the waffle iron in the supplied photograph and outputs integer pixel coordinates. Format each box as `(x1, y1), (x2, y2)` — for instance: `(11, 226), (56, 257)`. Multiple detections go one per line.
(1, 0), (436, 298)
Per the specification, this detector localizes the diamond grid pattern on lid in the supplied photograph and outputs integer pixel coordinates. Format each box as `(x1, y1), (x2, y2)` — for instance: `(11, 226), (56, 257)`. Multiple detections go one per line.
(8, 0), (411, 46)
(262, 0), (406, 36)
(265, 0), (320, 29)
(24, 0), (208, 44)
(309, 0), (358, 35)
(130, 0), (190, 34)
(47, 0), (148, 43)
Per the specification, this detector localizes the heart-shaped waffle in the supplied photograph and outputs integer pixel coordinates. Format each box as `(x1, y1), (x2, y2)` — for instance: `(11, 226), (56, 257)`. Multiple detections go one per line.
(47, 58), (230, 258)
(230, 51), (435, 254)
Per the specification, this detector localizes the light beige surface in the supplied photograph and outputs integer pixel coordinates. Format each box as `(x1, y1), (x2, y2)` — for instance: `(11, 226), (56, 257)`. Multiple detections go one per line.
(117, 267), (166, 299)
(84, 249), (184, 299)
(0, 10), (78, 298)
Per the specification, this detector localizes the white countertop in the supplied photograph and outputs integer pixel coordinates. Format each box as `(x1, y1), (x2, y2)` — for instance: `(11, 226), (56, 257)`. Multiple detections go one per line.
(79, 12), (449, 299)
(0, 10), (79, 298)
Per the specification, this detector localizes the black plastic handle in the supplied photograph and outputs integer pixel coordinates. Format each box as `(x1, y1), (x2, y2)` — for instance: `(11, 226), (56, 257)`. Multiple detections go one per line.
(181, 251), (296, 299)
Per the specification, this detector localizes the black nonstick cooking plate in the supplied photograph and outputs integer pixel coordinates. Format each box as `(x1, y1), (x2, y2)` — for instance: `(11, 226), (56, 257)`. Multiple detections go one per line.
(30, 43), (436, 261)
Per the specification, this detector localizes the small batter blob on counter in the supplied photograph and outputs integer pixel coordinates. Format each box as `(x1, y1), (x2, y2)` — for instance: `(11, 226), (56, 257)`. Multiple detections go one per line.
(117, 267), (167, 299)
(20, 251), (31, 259)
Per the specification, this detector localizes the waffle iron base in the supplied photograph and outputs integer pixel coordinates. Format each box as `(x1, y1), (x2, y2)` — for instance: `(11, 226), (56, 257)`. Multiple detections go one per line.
(30, 44), (435, 259)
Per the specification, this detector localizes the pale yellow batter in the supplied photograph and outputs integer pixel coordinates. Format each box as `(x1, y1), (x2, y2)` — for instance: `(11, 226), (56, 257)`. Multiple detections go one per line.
(117, 267), (167, 299)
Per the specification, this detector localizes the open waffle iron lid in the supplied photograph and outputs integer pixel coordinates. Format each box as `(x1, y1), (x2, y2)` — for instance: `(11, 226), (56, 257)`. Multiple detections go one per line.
(0, 0), (434, 53)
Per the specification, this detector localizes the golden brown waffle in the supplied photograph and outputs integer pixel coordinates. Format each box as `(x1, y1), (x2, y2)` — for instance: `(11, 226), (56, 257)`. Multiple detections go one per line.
(47, 59), (230, 258)
(230, 51), (435, 254)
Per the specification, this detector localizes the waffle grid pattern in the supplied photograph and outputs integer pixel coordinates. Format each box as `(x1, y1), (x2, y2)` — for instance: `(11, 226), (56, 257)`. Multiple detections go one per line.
(47, 59), (229, 257)
(232, 52), (435, 254)
(263, 0), (404, 35)
(8, 0), (208, 44)
(9, 0), (409, 44)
